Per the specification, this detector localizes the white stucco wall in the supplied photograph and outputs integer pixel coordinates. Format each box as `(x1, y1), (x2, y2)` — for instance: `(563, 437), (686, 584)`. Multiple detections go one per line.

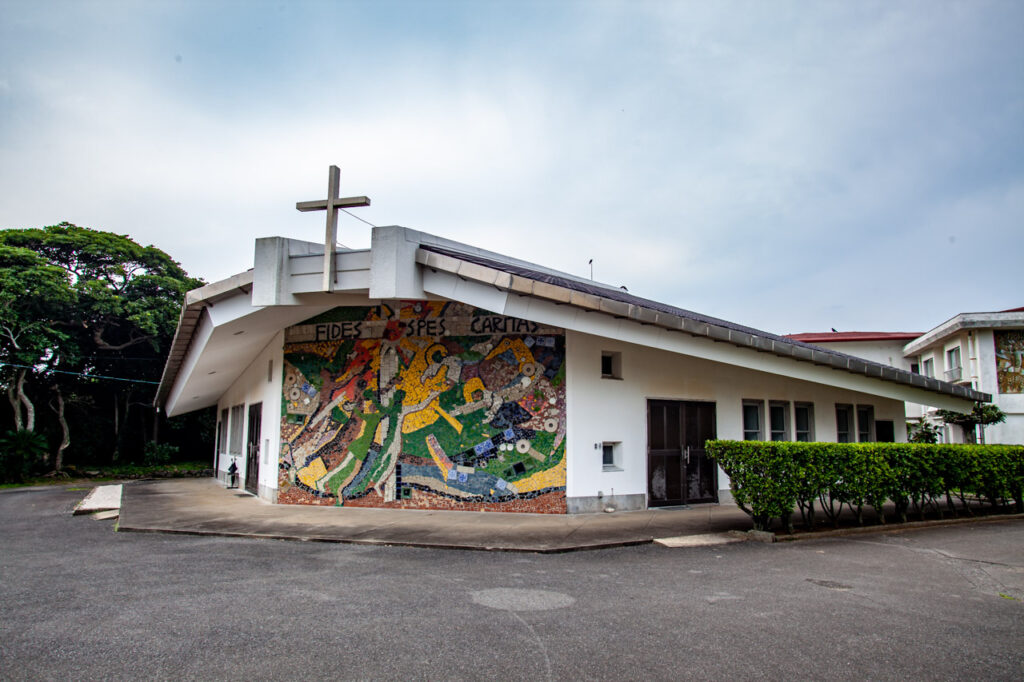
(213, 330), (285, 499)
(564, 330), (907, 510)
(907, 328), (1024, 444)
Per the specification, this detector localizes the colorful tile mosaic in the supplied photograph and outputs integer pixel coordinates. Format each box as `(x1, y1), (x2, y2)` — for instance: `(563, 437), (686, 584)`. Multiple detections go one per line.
(278, 301), (567, 513)
(995, 330), (1024, 394)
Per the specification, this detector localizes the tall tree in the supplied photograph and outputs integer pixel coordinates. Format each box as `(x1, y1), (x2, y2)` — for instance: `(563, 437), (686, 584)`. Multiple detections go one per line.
(0, 222), (204, 468)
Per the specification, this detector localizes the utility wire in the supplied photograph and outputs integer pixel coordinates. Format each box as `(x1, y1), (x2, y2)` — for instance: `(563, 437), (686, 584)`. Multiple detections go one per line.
(0, 362), (160, 385)
(341, 207), (377, 228)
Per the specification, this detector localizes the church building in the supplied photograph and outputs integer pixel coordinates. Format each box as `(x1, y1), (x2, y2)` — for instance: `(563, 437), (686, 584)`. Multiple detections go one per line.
(155, 174), (984, 514)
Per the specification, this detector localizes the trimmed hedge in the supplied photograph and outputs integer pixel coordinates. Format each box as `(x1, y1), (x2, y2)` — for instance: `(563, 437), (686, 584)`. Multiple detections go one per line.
(706, 440), (1024, 532)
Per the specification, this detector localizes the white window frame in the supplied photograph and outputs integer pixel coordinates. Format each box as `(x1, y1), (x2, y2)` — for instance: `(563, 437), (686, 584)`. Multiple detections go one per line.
(836, 404), (854, 443)
(742, 400), (764, 441)
(794, 402), (815, 442)
(769, 401), (790, 441)
(601, 442), (622, 472)
(601, 351), (622, 379)
(229, 404), (245, 455)
(856, 404), (875, 443)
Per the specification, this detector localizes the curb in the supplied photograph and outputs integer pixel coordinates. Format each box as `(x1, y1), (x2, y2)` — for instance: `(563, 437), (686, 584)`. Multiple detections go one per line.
(772, 512), (1024, 543)
(114, 524), (654, 554)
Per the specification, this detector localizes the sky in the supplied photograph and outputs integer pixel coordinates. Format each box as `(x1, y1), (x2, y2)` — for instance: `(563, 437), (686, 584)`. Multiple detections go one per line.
(1, 0), (1021, 335)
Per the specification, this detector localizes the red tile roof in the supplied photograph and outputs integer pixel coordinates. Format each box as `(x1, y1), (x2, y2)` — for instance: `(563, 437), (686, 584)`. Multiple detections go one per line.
(784, 331), (922, 343)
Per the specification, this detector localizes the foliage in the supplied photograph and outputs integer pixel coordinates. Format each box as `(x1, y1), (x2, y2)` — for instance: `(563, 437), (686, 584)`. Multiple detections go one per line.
(0, 429), (49, 483)
(706, 440), (1024, 531)
(907, 420), (940, 444)
(0, 223), (209, 467)
(143, 441), (179, 466)
(936, 403), (1007, 428)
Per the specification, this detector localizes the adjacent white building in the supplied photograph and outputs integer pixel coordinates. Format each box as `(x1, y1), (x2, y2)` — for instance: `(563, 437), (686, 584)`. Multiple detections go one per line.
(788, 308), (1024, 445)
(156, 225), (983, 513)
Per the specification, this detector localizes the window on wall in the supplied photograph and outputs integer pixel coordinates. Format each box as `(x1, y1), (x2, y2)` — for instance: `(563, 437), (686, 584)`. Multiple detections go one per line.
(218, 408), (229, 454)
(601, 442), (621, 471)
(836, 404), (854, 443)
(922, 358), (934, 378)
(601, 351), (622, 379)
(795, 403), (814, 442)
(857, 405), (875, 442)
(742, 400), (763, 440)
(229, 404), (244, 454)
(875, 420), (895, 443)
(945, 347), (962, 382)
(769, 401), (790, 441)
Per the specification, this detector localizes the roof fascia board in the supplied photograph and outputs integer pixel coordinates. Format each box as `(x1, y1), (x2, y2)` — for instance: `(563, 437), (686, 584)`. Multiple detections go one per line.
(904, 311), (1024, 355)
(503, 292), (977, 412)
(164, 307), (215, 416)
(417, 247), (988, 405)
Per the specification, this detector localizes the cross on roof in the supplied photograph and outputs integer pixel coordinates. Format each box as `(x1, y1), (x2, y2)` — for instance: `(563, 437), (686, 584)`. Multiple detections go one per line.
(296, 165), (370, 292)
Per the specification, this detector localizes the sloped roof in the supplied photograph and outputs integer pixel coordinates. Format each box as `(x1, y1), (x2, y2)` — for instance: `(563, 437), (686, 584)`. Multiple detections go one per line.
(417, 244), (989, 404)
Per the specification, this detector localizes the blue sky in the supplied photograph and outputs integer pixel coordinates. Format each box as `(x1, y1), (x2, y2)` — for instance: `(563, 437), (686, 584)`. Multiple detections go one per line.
(1, 0), (1021, 334)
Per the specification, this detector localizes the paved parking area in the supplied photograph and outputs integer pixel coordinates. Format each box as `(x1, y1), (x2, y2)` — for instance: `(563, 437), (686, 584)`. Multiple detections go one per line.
(1, 484), (1021, 680)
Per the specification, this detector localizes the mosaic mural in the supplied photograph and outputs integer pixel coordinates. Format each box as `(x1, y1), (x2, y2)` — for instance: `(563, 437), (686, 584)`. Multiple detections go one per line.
(278, 301), (567, 513)
(995, 330), (1024, 394)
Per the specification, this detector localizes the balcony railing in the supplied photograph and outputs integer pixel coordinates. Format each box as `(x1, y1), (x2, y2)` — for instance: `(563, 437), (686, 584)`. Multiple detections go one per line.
(944, 366), (962, 382)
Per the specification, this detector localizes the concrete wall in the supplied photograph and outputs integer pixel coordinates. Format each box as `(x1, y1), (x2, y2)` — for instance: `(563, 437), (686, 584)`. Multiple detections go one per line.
(213, 331), (284, 500)
(907, 327), (1024, 444)
(564, 330), (907, 511)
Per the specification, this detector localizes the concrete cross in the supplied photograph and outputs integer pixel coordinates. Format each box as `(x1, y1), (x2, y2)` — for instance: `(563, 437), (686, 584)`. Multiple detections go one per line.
(296, 165), (370, 292)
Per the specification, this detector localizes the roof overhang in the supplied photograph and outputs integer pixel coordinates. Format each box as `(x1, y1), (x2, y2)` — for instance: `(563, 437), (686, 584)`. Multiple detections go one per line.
(904, 311), (1024, 355)
(416, 244), (989, 407)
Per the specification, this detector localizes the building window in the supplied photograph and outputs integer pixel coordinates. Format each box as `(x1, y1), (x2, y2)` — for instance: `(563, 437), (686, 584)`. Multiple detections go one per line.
(742, 400), (763, 440)
(836, 404), (854, 443)
(795, 403), (814, 442)
(601, 351), (622, 379)
(218, 408), (229, 454)
(921, 358), (934, 378)
(857, 405), (875, 442)
(945, 347), (962, 382)
(769, 401), (790, 441)
(910, 363), (920, 374)
(229, 404), (245, 455)
(601, 442), (621, 471)
(875, 420), (895, 443)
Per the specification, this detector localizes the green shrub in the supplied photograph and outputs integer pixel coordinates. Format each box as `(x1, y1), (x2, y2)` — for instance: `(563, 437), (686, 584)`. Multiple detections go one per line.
(0, 429), (48, 483)
(706, 440), (1024, 532)
(143, 442), (179, 467)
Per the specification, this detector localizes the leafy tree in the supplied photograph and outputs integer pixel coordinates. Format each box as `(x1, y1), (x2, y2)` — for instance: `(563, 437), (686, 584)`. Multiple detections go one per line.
(936, 403), (1007, 444)
(908, 420), (940, 444)
(0, 222), (205, 469)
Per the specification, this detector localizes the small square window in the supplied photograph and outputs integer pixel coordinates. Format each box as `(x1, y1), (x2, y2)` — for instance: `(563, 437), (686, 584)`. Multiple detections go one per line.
(601, 351), (622, 379)
(601, 442), (621, 471)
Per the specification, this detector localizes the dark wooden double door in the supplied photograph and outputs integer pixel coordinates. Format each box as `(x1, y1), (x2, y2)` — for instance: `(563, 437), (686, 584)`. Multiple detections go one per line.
(648, 400), (717, 506)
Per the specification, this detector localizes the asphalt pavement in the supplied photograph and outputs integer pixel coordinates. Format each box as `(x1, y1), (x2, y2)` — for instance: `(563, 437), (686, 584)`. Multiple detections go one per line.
(0, 484), (1021, 680)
